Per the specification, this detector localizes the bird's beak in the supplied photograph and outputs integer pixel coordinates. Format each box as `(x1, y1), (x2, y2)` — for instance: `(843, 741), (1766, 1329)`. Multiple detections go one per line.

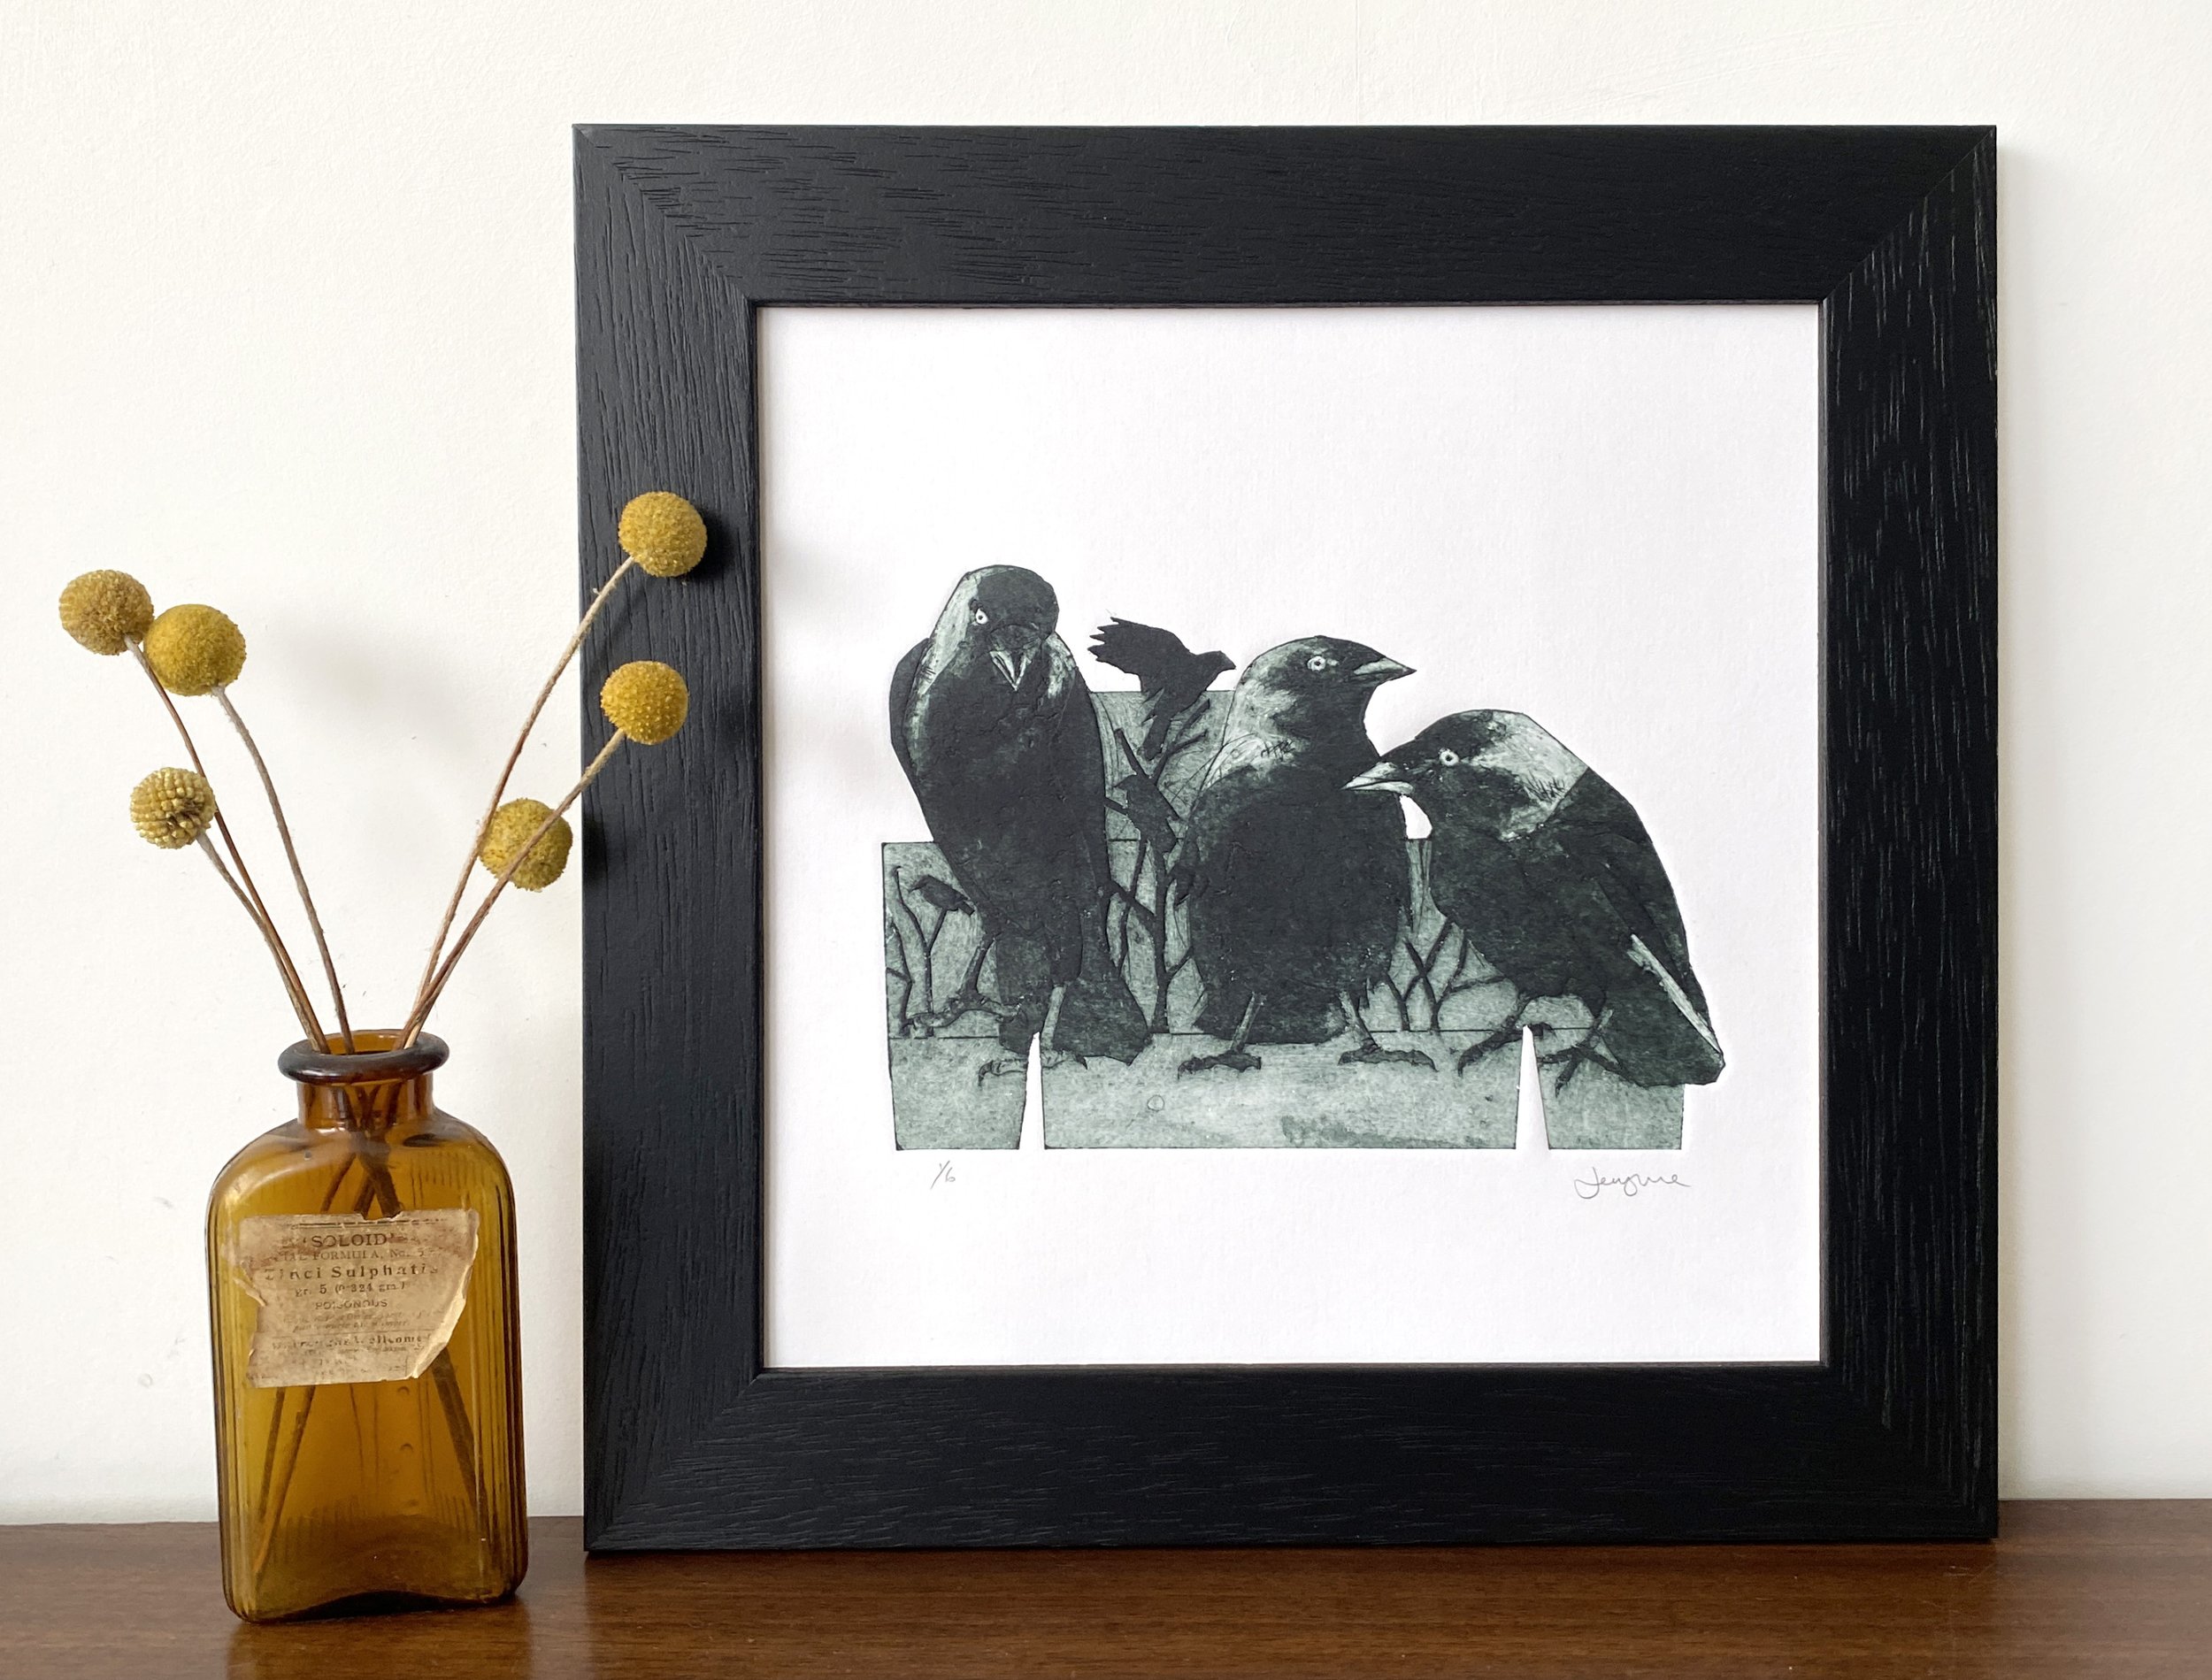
(1351, 657), (1413, 687)
(1346, 761), (1417, 797)
(987, 624), (1046, 690)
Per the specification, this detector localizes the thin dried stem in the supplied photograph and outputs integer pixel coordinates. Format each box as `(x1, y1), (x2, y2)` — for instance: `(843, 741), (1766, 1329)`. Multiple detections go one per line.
(214, 688), (354, 1051)
(251, 1385), (317, 1575)
(402, 732), (626, 1044)
(196, 836), (323, 1043)
(886, 869), (933, 1025)
(409, 555), (640, 1025)
(131, 643), (322, 1029)
(428, 1351), (485, 1536)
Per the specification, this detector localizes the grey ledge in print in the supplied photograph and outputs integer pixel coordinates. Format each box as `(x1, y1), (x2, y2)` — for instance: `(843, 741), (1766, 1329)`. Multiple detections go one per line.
(884, 566), (1723, 1151)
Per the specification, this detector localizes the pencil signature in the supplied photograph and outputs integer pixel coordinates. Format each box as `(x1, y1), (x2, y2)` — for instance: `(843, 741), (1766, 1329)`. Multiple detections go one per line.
(1572, 1167), (1689, 1201)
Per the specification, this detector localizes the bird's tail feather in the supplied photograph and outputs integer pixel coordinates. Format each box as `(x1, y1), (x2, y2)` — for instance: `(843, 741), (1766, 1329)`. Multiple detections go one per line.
(1625, 935), (1722, 1061)
(989, 933), (1051, 1055)
(1050, 917), (1149, 1063)
(1195, 984), (1340, 1046)
(1607, 935), (1725, 1085)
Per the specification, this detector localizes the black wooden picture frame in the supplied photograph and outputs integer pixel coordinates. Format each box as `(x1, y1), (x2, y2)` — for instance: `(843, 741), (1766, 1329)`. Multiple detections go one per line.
(576, 126), (1996, 1548)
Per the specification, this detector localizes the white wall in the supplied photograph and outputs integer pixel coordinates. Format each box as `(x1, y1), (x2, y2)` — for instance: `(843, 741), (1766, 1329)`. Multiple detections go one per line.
(0, 0), (2202, 1519)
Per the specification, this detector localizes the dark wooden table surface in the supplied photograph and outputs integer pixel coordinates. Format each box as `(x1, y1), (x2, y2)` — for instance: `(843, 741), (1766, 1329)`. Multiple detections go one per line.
(4, 1502), (2206, 1678)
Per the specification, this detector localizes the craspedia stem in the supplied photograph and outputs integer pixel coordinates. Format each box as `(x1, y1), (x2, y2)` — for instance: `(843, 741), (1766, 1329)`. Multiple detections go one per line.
(196, 835), (325, 1043)
(408, 554), (641, 1032)
(133, 643), (325, 1042)
(214, 687), (354, 1052)
(130, 643), (221, 784)
(401, 732), (628, 1045)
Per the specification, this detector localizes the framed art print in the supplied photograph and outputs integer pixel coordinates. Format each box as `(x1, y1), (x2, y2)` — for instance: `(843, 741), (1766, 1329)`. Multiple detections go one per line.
(576, 127), (1996, 1546)
(763, 303), (1816, 1369)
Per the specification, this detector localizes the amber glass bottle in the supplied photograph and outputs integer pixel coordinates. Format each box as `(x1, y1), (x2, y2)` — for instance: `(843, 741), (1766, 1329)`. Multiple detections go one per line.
(206, 1032), (526, 1621)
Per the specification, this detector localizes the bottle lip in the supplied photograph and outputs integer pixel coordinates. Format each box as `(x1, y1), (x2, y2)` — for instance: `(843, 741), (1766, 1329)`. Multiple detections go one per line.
(279, 1032), (449, 1086)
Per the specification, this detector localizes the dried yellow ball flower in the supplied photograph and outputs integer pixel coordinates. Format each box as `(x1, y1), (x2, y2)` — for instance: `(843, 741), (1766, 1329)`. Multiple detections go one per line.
(143, 603), (246, 694)
(130, 767), (219, 849)
(618, 491), (708, 579)
(479, 798), (573, 891)
(58, 570), (156, 655)
(600, 660), (688, 745)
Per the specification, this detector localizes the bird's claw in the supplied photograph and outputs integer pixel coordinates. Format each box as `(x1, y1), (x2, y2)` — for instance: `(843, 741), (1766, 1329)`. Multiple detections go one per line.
(1179, 1049), (1262, 1076)
(973, 1055), (1028, 1085)
(1453, 1027), (1523, 1076)
(1340, 1041), (1436, 1070)
(1539, 1040), (1624, 1090)
(1041, 1049), (1088, 1072)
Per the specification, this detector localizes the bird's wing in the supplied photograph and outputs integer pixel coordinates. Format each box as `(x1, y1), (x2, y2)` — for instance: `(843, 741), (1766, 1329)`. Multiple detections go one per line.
(887, 638), (928, 789)
(1538, 780), (1711, 1022)
(1087, 618), (1187, 690)
(1044, 638), (1117, 896)
(1172, 734), (1282, 903)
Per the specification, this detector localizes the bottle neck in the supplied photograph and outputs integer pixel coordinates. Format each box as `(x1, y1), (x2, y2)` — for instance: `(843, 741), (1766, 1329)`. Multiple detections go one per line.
(297, 1072), (436, 1133)
(280, 1032), (449, 1136)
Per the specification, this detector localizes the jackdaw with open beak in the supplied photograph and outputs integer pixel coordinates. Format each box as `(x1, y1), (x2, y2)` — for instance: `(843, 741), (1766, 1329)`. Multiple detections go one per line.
(890, 566), (1151, 1073)
(1348, 710), (1724, 1088)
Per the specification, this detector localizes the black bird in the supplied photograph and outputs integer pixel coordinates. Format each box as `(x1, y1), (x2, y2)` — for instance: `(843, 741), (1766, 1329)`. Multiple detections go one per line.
(1089, 618), (1234, 760)
(1174, 636), (1430, 1074)
(1110, 773), (1183, 860)
(891, 566), (1151, 1073)
(1348, 710), (1724, 1089)
(910, 875), (974, 917)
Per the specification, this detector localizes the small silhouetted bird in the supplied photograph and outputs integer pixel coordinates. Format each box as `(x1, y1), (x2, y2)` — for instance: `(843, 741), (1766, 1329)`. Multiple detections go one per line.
(1174, 637), (1429, 1074)
(891, 566), (1150, 1071)
(1110, 774), (1183, 858)
(1348, 710), (1724, 1088)
(909, 875), (974, 917)
(1089, 618), (1234, 760)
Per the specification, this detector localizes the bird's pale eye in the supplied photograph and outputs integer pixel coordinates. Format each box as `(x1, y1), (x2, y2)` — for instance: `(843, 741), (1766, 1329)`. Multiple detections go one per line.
(972, 608), (990, 627)
(1438, 748), (1460, 767)
(1305, 654), (1331, 673)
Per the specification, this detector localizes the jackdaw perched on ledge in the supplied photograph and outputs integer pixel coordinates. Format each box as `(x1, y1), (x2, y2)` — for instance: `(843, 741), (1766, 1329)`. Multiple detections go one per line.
(890, 566), (1150, 1075)
(1349, 710), (1723, 1089)
(1175, 635), (1430, 1075)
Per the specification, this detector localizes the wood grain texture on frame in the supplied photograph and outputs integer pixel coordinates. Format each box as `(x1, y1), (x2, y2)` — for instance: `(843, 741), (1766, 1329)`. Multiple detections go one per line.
(575, 127), (1997, 1549)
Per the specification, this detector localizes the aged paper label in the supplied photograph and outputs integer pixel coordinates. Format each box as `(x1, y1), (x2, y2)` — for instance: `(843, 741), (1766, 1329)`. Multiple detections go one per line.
(236, 1209), (479, 1388)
